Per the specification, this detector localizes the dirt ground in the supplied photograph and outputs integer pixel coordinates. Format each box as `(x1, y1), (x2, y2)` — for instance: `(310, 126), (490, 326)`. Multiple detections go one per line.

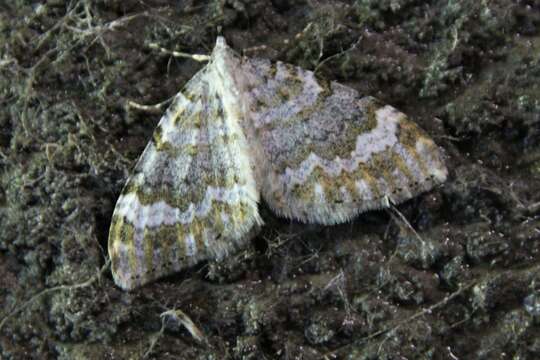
(1, 0), (540, 359)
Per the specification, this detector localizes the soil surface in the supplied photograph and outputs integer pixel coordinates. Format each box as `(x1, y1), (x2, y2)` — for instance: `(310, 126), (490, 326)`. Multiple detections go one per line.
(1, 1), (540, 359)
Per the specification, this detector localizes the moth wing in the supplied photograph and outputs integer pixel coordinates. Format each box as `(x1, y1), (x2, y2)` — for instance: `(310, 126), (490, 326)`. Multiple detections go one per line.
(108, 69), (261, 290)
(242, 59), (447, 224)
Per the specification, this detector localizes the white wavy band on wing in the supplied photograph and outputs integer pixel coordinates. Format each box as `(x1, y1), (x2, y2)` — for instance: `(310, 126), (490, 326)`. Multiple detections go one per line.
(114, 184), (257, 230)
(282, 105), (401, 186)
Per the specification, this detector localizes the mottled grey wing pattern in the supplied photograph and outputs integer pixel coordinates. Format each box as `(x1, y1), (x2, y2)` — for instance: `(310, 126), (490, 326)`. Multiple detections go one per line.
(241, 58), (447, 224)
(108, 67), (261, 290)
(108, 37), (447, 290)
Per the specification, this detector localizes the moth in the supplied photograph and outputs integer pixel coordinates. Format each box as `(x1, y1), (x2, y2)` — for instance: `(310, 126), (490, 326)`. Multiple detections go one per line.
(108, 37), (448, 290)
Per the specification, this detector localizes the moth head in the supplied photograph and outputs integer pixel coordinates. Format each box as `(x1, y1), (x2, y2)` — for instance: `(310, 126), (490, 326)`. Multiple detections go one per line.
(211, 37), (241, 76)
(215, 36), (227, 49)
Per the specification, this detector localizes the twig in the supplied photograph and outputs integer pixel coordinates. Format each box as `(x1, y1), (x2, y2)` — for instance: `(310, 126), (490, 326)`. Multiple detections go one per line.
(387, 202), (426, 244)
(323, 280), (476, 359)
(126, 97), (174, 114)
(143, 308), (207, 359)
(148, 43), (211, 62)
(0, 260), (111, 332)
(314, 35), (363, 74)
